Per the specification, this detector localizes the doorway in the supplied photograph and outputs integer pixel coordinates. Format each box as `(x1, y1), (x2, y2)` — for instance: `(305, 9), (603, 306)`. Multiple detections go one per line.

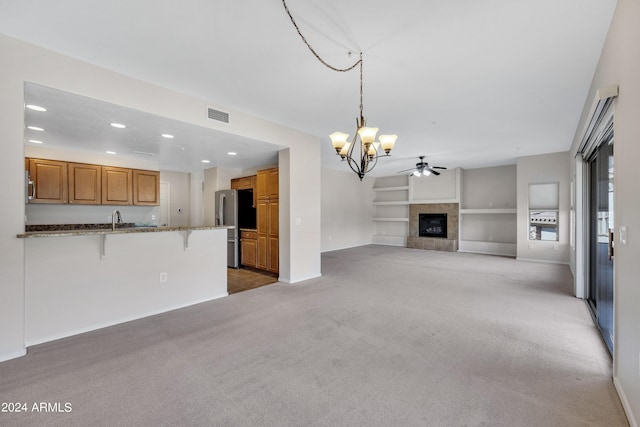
(587, 139), (614, 354)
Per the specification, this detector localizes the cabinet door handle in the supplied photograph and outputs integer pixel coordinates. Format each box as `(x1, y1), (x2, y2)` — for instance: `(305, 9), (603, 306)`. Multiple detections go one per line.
(29, 180), (35, 200)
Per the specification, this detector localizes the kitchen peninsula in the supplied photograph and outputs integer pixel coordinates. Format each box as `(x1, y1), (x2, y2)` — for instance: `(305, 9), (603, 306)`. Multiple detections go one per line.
(18, 225), (231, 346)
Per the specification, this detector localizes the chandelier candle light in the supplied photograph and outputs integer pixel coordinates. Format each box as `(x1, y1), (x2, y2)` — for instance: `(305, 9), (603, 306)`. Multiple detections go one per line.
(282, 0), (397, 180)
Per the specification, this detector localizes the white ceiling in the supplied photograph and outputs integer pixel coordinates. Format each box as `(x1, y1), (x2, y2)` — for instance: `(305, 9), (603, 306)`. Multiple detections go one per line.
(1, 0), (617, 176)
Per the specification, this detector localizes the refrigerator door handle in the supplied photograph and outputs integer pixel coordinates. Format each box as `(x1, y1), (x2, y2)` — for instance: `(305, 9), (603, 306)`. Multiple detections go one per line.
(218, 193), (226, 226)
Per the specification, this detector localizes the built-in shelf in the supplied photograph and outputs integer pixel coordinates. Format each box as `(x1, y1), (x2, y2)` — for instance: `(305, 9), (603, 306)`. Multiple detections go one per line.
(372, 186), (410, 192)
(373, 217), (409, 222)
(373, 201), (410, 206)
(460, 208), (517, 214)
(458, 240), (517, 257)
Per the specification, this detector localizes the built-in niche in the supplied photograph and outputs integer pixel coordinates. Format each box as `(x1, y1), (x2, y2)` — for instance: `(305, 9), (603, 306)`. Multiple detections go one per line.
(529, 182), (559, 241)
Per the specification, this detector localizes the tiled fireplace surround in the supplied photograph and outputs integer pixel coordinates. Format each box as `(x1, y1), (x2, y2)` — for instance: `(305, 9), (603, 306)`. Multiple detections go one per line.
(407, 203), (459, 252)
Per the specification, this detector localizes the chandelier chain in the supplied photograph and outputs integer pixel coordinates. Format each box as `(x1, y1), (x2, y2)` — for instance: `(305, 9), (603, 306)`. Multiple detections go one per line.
(281, 0), (362, 74)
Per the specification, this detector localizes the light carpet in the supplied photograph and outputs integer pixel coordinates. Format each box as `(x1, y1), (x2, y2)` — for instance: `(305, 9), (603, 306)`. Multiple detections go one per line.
(0, 245), (629, 426)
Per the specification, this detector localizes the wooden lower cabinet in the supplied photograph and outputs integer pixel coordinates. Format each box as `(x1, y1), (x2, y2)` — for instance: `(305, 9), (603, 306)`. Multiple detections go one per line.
(240, 230), (258, 268)
(257, 235), (268, 270)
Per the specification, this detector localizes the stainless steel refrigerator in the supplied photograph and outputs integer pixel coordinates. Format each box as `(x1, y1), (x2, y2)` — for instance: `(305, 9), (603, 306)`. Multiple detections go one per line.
(215, 189), (239, 268)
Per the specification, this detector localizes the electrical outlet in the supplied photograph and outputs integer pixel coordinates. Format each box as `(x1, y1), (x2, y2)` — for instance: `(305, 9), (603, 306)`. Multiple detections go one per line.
(108, 215), (112, 222)
(553, 244), (559, 251)
(159, 272), (168, 283)
(528, 243), (533, 249)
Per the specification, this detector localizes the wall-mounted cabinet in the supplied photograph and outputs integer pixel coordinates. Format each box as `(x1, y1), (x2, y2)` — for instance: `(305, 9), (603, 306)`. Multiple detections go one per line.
(27, 158), (68, 204)
(133, 169), (160, 206)
(68, 162), (101, 205)
(102, 166), (133, 205)
(231, 175), (256, 191)
(26, 158), (159, 206)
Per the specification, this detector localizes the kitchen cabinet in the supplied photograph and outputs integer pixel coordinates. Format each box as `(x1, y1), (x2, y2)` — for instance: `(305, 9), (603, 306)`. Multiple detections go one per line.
(68, 163), (101, 205)
(133, 169), (160, 206)
(26, 157), (159, 206)
(256, 168), (278, 200)
(27, 158), (68, 204)
(256, 168), (278, 274)
(102, 166), (133, 205)
(231, 175), (257, 206)
(240, 229), (257, 268)
(231, 175), (256, 190)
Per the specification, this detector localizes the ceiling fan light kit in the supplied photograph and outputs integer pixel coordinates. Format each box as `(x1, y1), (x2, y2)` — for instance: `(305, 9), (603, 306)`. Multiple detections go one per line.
(399, 156), (447, 177)
(283, 0), (396, 181)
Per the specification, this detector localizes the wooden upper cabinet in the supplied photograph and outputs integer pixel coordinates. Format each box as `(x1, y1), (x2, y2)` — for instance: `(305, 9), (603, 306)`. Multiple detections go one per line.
(102, 166), (132, 205)
(256, 168), (278, 200)
(133, 169), (160, 206)
(68, 163), (101, 205)
(28, 158), (68, 204)
(230, 175), (256, 190)
(267, 169), (278, 200)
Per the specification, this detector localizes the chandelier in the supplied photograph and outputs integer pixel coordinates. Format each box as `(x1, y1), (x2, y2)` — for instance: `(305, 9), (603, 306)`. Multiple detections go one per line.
(282, 0), (397, 181)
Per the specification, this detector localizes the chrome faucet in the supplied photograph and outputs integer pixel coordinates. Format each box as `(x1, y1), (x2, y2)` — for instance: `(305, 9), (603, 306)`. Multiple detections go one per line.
(112, 210), (122, 231)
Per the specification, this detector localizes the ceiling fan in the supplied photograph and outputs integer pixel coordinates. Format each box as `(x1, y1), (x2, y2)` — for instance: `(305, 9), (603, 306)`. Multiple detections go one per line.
(397, 156), (447, 176)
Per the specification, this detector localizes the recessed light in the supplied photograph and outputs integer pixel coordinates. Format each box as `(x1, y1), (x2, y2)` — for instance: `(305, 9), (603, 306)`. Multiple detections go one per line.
(27, 126), (44, 131)
(28, 139), (43, 144)
(201, 160), (211, 163)
(110, 123), (126, 129)
(227, 152), (237, 156)
(26, 104), (47, 112)
(161, 134), (174, 139)
(106, 151), (117, 155)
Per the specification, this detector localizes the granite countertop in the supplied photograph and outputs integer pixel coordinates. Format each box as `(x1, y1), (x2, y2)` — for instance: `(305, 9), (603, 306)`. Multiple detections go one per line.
(17, 224), (234, 238)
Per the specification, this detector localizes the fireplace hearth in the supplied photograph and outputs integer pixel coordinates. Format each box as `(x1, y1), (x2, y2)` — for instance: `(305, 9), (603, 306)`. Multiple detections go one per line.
(419, 213), (447, 238)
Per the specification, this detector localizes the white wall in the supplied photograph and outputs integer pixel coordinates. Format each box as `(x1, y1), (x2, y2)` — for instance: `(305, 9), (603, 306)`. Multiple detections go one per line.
(516, 152), (570, 263)
(24, 229), (227, 345)
(160, 170), (191, 227)
(462, 165), (517, 209)
(568, 0), (640, 423)
(0, 34), (322, 362)
(321, 167), (374, 252)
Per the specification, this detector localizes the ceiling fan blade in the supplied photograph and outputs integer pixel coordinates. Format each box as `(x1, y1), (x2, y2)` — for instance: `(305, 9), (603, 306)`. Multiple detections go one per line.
(397, 168), (416, 173)
(432, 166), (447, 170)
(431, 169), (441, 176)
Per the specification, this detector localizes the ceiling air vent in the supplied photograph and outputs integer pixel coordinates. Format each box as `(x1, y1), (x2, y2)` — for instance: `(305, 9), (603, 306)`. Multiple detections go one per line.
(207, 107), (229, 123)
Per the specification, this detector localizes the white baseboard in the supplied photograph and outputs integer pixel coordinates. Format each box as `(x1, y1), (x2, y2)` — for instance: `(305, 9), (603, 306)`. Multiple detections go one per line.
(516, 257), (569, 265)
(614, 376), (638, 427)
(25, 293), (229, 347)
(0, 348), (27, 363)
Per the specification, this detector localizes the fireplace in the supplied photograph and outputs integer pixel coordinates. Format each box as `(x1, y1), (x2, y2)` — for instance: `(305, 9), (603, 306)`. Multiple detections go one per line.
(419, 213), (447, 238)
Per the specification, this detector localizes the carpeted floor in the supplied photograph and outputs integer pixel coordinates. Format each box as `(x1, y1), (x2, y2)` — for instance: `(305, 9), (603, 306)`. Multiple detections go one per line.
(0, 246), (629, 426)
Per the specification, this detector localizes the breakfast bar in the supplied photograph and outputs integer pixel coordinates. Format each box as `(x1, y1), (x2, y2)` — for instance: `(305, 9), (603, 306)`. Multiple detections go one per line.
(18, 225), (232, 346)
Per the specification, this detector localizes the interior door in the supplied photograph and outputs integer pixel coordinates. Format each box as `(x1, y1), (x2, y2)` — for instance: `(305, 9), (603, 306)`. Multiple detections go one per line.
(587, 139), (614, 354)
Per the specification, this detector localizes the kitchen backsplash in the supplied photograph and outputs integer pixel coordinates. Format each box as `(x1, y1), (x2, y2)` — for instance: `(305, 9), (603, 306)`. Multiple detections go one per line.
(25, 204), (159, 226)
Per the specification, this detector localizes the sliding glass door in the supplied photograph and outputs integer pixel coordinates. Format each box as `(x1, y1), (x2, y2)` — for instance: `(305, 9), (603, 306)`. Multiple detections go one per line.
(587, 139), (614, 354)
